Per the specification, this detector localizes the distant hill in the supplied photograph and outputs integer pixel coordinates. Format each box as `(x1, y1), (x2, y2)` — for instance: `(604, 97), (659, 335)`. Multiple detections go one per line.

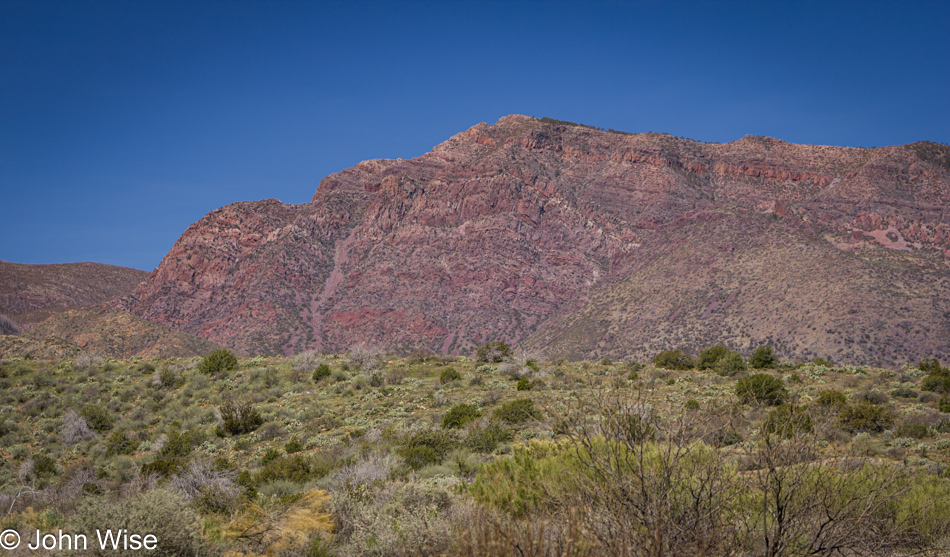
(113, 115), (950, 365)
(22, 307), (222, 359)
(0, 261), (148, 329)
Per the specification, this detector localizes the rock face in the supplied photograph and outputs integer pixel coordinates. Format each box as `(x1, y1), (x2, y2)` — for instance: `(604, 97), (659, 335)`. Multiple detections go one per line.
(114, 116), (950, 365)
(0, 261), (148, 329)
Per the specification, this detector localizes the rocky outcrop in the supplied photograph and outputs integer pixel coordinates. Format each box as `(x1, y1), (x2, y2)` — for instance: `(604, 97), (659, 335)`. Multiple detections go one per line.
(114, 116), (950, 365)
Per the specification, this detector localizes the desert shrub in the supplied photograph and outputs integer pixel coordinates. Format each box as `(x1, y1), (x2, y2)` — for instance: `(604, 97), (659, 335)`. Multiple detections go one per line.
(714, 352), (747, 376)
(198, 349), (238, 375)
(466, 422), (511, 453)
(218, 400), (264, 435)
(256, 454), (325, 485)
(476, 341), (513, 363)
(922, 374), (950, 393)
(762, 404), (813, 437)
(838, 401), (896, 433)
(812, 357), (833, 367)
(141, 456), (185, 478)
(493, 398), (542, 424)
(0, 313), (21, 335)
(939, 396), (950, 413)
(891, 387), (919, 399)
(349, 343), (384, 370)
(443, 403), (481, 429)
(59, 411), (95, 444)
(262, 448), (282, 465)
(697, 345), (729, 370)
(73, 352), (104, 370)
(653, 349), (693, 370)
(106, 430), (142, 455)
(750, 345), (778, 369)
(920, 358), (947, 374)
(516, 377), (532, 391)
(896, 423), (933, 440)
(69, 488), (206, 556)
(170, 458), (240, 514)
(157, 367), (185, 389)
(80, 404), (114, 431)
(816, 389), (848, 408)
(735, 374), (787, 405)
(331, 481), (454, 556)
(860, 389), (890, 404)
(285, 437), (304, 454)
(440, 367), (462, 384)
(161, 428), (202, 457)
(311, 363), (332, 382)
(398, 430), (457, 469)
(292, 350), (323, 374)
(685, 399), (700, 411)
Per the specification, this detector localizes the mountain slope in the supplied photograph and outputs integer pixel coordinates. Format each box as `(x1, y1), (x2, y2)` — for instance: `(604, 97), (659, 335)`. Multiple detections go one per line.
(114, 116), (950, 365)
(0, 261), (148, 329)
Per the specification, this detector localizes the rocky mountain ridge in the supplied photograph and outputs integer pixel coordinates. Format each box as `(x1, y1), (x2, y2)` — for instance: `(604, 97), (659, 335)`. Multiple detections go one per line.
(114, 115), (950, 365)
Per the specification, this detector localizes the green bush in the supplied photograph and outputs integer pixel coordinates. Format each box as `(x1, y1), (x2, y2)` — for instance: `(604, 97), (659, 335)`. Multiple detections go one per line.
(466, 422), (511, 453)
(141, 456), (185, 478)
(816, 389), (848, 408)
(920, 358), (947, 374)
(106, 430), (141, 455)
(896, 423), (933, 440)
(516, 377), (532, 391)
(939, 396), (950, 413)
(218, 400), (264, 435)
(493, 399), (542, 424)
(697, 345), (729, 370)
(812, 357), (833, 367)
(398, 430), (456, 469)
(80, 404), (114, 431)
(714, 352), (747, 377)
(838, 401), (896, 433)
(440, 367), (462, 384)
(476, 341), (513, 363)
(198, 349), (238, 375)
(653, 349), (693, 370)
(749, 346), (777, 369)
(256, 454), (324, 485)
(285, 437), (304, 454)
(735, 374), (787, 405)
(311, 363), (332, 382)
(891, 387), (919, 399)
(161, 428), (202, 457)
(442, 403), (481, 429)
(922, 374), (950, 393)
(762, 404), (813, 437)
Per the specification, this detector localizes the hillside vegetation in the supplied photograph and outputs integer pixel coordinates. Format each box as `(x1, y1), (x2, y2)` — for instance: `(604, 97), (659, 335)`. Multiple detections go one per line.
(2, 347), (950, 555)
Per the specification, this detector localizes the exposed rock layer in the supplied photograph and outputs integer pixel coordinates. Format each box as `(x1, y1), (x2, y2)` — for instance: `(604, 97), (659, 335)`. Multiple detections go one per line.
(114, 116), (950, 365)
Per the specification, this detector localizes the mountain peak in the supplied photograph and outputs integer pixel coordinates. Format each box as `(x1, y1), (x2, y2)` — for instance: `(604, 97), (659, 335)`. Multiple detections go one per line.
(114, 119), (950, 365)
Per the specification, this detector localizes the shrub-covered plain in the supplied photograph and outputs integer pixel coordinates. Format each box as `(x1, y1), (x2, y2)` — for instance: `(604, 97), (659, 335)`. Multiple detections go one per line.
(1, 351), (950, 555)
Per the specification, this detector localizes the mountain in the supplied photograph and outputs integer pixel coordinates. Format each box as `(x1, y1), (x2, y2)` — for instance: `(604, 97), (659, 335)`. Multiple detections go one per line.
(0, 261), (148, 329)
(113, 115), (950, 365)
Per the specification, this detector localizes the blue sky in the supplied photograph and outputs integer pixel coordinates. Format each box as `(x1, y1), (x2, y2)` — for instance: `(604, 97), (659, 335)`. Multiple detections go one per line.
(2, 0), (948, 271)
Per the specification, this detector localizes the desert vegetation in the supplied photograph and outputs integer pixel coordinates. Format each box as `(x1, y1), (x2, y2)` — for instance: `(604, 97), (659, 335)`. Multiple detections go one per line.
(2, 345), (950, 555)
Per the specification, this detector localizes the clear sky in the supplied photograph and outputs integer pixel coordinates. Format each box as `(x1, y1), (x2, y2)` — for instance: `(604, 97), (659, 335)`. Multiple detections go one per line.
(2, 0), (948, 271)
